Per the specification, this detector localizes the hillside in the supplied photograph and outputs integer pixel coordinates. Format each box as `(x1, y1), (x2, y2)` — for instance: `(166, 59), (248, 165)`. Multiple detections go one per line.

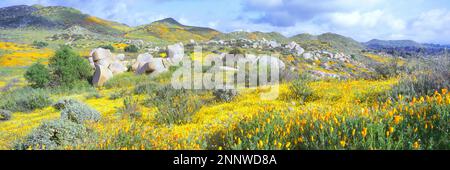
(125, 18), (221, 43)
(365, 39), (423, 48)
(290, 33), (363, 53)
(0, 5), (132, 35)
(214, 31), (288, 43)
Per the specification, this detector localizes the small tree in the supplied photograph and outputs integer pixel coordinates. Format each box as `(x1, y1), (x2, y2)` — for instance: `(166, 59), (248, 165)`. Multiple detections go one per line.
(98, 44), (115, 52)
(25, 63), (51, 88)
(32, 41), (49, 49)
(48, 46), (92, 87)
(124, 45), (139, 53)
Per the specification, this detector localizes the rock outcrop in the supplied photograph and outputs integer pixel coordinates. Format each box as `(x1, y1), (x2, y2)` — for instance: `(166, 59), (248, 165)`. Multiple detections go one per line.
(92, 64), (113, 87)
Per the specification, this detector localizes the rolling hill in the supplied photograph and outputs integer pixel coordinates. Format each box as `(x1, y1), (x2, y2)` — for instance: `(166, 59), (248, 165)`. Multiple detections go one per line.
(0, 5), (132, 35)
(125, 18), (221, 43)
(213, 31), (288, 43)
(290, 33), (364, 53)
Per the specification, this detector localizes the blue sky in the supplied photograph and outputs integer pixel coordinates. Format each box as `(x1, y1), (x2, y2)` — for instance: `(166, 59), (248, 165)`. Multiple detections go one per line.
(1, 0), (450, 44)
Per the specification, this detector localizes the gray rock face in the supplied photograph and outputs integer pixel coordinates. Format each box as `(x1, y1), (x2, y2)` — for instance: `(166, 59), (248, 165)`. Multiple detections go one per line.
(132, 53), (153, 71)
(135, 58), (169, 75)
(109, 61), (128, 75)
(167, 43), (184, 65)
(92, 64), (113, 87)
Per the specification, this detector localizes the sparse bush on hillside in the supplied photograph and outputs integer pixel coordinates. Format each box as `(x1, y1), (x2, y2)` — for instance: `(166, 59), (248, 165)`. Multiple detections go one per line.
(14, 120), (92, 150)
(0, 109), (12, 121)
(391, 57), (450, 99)
(289, 74), (314, 103)
(98, 44), (115, 52)
(145, 85), (203, 125)
(213, 89), (238, 102)
(117, 96), (141, 119)
(85, 90), (102, 99)
(372, 59), (404, 79)
(48, 46), (92, 87)
(55, 99), (101, 124)
(0, 88), (52, 112)
(32, 41), (49, 49)
(124, 45), (139, 53)
(25, 62), (51, 88)
(109, 90), (128, 100)
(134, 82), (161, 95)
(104, 73), (151, 89)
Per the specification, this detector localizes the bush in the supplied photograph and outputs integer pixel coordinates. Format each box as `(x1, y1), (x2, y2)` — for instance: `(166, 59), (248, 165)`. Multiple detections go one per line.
(0, 88), (52, 112)
(48, 46), (92, 87)
(98, 44), (115, 52)
(134, 82), (160, 95)
(32, 41), (49, 49)
(0, 109), (12, 121)
(14, 120), (92, 150)
(391, 57), (450, 98)
(290, 74), (314, 103)
(145, 85), (203, 125)
(109, 90), (128, 100)
(124, 45), (139, 53)
(85, 91), (102, 99)
(25, 63), (51, 88)
(372, 59), (404, 79)
(117, 96), (141, 119)
(213, 89), (238, 102)
(55, 99), (101, 124)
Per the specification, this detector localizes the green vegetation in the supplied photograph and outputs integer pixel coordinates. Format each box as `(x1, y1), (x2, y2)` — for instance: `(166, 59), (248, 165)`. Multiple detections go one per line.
(32, 41), (49, 49)
(124, 44), (139, 53)
(55, 99), (101, 124)
(0, 88), (52, 112)
(14, 120), (93, 150)
(47, 46), (92, 87)
(98, 44), (115, 52)
(24, 63), (51, 88)
(0, 109), (12, 121)
(117, 96), (142, 119)
(145, 85), (203, 125)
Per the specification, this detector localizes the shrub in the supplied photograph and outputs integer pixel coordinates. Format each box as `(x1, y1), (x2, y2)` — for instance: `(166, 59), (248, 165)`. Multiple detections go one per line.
(372, 59), (403, 79)
(104, 73), (151, 89)
(48, 46), (92, 87)
(0, 88), (52, 112)
(98, 44), (115, 52)
(145, 85), (203, 125)
(134, 82), (160, 95)
(117, 96), (141, 119)
(85, 91), (102, 99)
(32, 41), (49, 49)
(390, 57), (450, 98)
(14, 120), (92, 150)
(24, 63), (51, 88)
(124, 45), (139, 53)
(290, 74), (314, 103)
(0, 109), (12, 121)
(55, 99), (101, 124)
(213, 89), (238, 102)
(109, 90), (128, 100)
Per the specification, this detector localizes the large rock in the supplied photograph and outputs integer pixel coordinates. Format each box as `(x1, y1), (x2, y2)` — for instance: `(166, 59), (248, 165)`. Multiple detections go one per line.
(91, 48), (113, 62)
(115, 54), (126, 61)
(132, 53), (153, 71)
(167, 43), (184, 65)
(92, 64), (113, 87)
(136, 58), (169, 75)
(109, 61), (128, 75)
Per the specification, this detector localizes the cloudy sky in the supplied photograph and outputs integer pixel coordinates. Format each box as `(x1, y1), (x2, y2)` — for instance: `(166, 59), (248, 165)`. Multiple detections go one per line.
(1, 0), (450, 44)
